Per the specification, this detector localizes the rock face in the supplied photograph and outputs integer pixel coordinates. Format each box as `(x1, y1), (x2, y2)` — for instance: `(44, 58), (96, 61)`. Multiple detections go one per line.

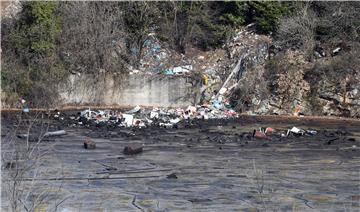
(229, 46), (360, 118)
(305, 63), (360, 117)
(222, 26), (359, 118)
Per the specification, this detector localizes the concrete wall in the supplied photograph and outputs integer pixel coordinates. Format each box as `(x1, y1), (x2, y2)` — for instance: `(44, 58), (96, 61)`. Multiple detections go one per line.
(58, 73), (202, 107)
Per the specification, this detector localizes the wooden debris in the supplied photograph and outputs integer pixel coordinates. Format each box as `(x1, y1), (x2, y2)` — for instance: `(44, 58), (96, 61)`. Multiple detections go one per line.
(84, 139), (96, 149)
(123, 144), (143, 155)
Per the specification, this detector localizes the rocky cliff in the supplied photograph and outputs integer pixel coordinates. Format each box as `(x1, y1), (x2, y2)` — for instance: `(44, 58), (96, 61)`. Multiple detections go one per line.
(226, 33), (360, 118)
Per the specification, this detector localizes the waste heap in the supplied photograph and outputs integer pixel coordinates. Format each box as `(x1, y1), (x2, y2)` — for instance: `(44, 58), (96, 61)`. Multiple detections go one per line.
(64, 103), (238, 128)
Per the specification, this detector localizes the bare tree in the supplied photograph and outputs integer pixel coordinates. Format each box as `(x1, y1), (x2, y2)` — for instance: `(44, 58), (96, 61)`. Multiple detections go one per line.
(123, 2), (159, 67)
(157, 2), (214, 53)
(276, 2), (360, 57)
(59, 2), (127, 74)
(276, 2), (318, 59)
(1, 112), (68, 212)
(310, 1), (360, 44)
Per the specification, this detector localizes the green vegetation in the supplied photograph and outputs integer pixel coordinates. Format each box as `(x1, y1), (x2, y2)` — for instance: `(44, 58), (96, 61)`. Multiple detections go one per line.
(2, 1), (64, 106)
(11, 2), (61, 59)
(246, 1), (289, 34)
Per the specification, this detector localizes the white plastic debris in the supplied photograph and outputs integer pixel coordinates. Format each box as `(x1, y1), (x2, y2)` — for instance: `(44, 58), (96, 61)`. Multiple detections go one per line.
(122, 114), (134, 127)
(173, 66), (191, 74)
(150, 111), (159, 119)
(126, 105), (141, 113)
(81, 108), (98, 119)
(170, 118), (181, 124)
(81, 108), (90, 116)
(287, 127), (305, 136)
(332, 47), (341, 54)
(219, 87), (227, 95)
(290, 127), (302, 133)
(54, 111), (60, 118)
(44, 130), (66, 137)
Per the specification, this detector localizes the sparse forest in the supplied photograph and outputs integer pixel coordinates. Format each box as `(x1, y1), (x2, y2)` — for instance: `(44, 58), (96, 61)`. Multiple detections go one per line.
(1, 1), (359, 114)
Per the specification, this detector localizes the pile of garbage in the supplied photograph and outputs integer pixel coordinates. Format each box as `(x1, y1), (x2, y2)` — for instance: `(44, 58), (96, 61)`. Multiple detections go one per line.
(64, 104), (238, 128)
(128, 33), (195, 76)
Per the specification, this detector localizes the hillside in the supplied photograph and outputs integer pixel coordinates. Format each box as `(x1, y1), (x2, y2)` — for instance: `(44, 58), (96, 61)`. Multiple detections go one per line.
(1, 1), (359, 117)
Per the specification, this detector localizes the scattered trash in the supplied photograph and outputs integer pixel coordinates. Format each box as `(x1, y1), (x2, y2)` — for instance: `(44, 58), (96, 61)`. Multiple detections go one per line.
(84, 139), (96, 149)
(54, 111), (62, 119)
(246, 126), (321, 140)
(81, 109), (98, 120)
(332, 47), (341, 56)
(23, 107), (29, 113)
(293, 106), (302, 116)
(287, 127), (305, 136)
(306, 130), (318, 136)
(186, 106), (197, 114)
(133, 119), (146, 127)
(173, 65), (192, 75)
(159, 123), (174, 128)
(253, 130), (267, 139)
(125, 105), (141, 114)
(219, 88), (227, 95)
(170, 118), (181, 124)
(150, 110), (159, 119)
(122, 114), (134, 127)
(212, 100), (223, 109)
(163, 69), (174, 75)
(123, 144), (143, 155)
(224, 109), (236, 116)
(202, 74), (209, 85)
(265, 127), (275, 134)
(44, 130), (66, 137)
(69, 102), (239, 129)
